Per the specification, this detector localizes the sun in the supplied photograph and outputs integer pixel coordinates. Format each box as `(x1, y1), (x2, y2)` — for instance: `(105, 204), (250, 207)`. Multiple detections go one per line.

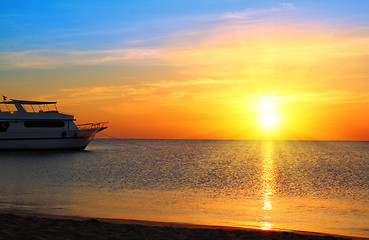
(256, 93), (281, 132)
(261, 112), (279, 129)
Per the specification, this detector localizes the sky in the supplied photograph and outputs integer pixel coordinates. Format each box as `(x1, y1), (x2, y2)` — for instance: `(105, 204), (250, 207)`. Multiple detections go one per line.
(1, 0), (369, 140)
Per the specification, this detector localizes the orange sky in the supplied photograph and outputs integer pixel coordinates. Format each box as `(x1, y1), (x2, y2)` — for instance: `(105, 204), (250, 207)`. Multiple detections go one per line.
(2, 2), (369, 140)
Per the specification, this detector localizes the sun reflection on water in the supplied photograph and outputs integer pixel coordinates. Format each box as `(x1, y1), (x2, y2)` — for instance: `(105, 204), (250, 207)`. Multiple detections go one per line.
(258, 142), (275, 230)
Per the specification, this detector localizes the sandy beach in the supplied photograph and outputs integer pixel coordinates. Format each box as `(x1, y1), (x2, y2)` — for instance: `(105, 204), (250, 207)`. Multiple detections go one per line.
(0, 211), (367, 240)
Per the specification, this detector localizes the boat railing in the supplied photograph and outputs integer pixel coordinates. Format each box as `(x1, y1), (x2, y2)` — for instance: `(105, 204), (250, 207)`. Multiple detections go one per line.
(77, 122), (108, 130)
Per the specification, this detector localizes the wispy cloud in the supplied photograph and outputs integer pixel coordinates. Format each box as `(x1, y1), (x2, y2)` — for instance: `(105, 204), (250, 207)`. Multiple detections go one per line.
(3, 15), (368, 71)
(0, 5), (303, 69)
(279, 2), (294, 8)
(53, 75), (369, 112)
(0, 48), (165, 68)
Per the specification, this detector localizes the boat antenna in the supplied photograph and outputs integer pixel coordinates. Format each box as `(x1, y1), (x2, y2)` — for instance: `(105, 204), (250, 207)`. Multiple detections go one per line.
(2, 95), (10, 111)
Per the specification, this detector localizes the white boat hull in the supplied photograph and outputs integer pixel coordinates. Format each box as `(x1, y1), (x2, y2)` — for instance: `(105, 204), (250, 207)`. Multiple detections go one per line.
(0, 129), (101, 150)
(0, 138), (90, 150)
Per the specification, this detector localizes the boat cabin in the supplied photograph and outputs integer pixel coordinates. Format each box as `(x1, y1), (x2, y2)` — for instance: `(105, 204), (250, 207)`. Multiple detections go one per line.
(0, 99), (76, 132)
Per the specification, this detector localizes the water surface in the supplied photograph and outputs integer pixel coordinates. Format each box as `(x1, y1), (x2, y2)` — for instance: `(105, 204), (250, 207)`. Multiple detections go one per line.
(0, 140), (368, 237)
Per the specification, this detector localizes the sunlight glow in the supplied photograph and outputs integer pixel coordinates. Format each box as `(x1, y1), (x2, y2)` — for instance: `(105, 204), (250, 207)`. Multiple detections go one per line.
(261, 113), (279, 129)
(258, 143), (275, 230)
(256, 93), (281, 132)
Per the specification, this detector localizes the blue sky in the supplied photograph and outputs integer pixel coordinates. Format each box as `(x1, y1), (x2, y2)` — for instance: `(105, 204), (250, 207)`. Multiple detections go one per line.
(1, 0), (368, 73)
(1, 0), (369, 52)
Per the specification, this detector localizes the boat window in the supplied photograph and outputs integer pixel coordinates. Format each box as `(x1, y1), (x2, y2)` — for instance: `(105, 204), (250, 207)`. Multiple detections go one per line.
(24, 121), (65, 128)
(0, 122), (9, 132)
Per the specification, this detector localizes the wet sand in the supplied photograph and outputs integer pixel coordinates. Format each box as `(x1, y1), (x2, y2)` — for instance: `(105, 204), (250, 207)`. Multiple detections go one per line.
(0, 211), (367, 240)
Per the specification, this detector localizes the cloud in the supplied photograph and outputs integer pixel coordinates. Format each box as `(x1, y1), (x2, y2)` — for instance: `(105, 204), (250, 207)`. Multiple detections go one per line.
(279, 2), (294, 8)
(243, 89), (369, 109)
(56, 78), (227, 102)
(1, 2), (368, 85)
(0, 48), (165, 69)
(53, 73), (369, 113)
(0, 4), (304, 69)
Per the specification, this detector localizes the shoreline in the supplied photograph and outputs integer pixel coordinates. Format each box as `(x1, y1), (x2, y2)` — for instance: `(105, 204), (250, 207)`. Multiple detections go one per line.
(1, 211), (367, 240)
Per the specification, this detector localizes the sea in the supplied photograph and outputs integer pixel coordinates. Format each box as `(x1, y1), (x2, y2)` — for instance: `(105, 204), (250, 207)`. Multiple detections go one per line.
(0, 140), (368, 238)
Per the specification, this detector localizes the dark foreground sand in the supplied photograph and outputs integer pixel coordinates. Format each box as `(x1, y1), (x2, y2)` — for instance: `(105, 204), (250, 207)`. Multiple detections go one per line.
(0, 211), (367, 240)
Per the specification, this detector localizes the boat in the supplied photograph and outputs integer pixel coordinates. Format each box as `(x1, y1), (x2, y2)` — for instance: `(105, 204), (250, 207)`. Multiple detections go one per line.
(0, 98), (107, 150)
